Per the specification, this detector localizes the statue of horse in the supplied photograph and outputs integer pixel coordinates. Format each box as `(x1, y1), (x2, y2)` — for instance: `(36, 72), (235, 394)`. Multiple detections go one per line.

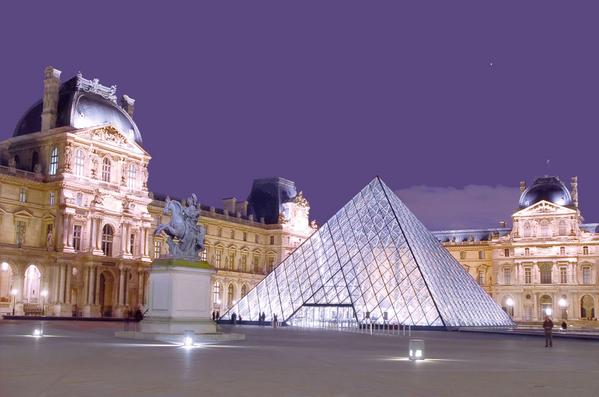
(155, 196), (206, 259)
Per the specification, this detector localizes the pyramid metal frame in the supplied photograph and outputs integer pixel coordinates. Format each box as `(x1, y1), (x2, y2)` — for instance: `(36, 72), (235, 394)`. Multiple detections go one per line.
(222, 177), (514, 328)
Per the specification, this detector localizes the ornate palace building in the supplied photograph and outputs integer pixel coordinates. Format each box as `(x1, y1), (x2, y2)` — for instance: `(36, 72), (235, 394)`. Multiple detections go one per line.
(0, 67), (315, 317)
(434, 176), (599, 324)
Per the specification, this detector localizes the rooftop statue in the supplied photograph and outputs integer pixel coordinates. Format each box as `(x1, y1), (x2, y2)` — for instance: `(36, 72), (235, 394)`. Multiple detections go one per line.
(155, 194), (206, 260)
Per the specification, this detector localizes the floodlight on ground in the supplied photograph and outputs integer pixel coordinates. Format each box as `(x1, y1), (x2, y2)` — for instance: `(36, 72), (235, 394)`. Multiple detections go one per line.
(32, 328), (43, 337)
(183, 330), (195, 347)
(1, 262), (8, 271)
(409, 339), (425, 361)
(41, 290), (48, 298)
(10, 288), (17, 296)
(545, 308), (553, 316)
(506, 298), (514, 307)
(558, 298), (567, 308)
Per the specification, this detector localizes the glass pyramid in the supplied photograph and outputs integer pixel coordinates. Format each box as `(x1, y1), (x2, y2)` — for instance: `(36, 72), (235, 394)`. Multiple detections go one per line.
(222, 177), (514, 328)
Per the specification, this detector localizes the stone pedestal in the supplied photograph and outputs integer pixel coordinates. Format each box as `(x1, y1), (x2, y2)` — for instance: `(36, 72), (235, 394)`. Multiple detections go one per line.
(140, 258), (217, 334)
(82, 304), (101, 318)
(53, 303), (73, 317)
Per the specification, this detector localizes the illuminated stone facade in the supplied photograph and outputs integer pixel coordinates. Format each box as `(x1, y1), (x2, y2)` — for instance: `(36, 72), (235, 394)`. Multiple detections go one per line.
(0, 67), (315, 317)
(434, 176), (599, 324)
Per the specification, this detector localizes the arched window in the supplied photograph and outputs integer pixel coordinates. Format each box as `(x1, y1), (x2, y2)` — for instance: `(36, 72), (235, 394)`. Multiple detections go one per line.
(540, 220), (551, 237)
(213, 282), (221, 305)
(0, 262), (13, 300)
(127, 163), (137, 189)
(101, 225), (114, 256)
(24, 265), (41, 303)
(241, 284), (248, 298)
(48, 147), (59, 175)
(74, 149), (84, 176)
(102, 157), (111, 182)
(227, 284), (235, 307)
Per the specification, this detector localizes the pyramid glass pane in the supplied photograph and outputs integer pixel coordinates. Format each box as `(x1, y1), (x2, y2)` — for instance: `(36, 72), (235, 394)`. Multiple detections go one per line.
(222, 177), (514, 328)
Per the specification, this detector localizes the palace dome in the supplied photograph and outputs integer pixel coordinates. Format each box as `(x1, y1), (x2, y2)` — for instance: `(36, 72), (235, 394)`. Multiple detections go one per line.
(518, 176), (573, 208)
(13, 72), (142, 146)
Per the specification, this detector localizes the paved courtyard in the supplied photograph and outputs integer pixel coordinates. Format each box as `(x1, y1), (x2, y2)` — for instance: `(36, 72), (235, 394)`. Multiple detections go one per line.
(1, 320), (599, 397)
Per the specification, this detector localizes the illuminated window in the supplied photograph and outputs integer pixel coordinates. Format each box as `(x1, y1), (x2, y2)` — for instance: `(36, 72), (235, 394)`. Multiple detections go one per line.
(560, 267), (567, 284)
(74, 149), (84, 176)
(15, 221), (26, 246)
(48, 147), (58, 175)
(253, 255), (260, 273)
(241, 284), (248, 297)
(73, 225), (82, 251)
(241, 253), (248, 272)
(215, 248), (223, 267)
(101, 224), (114, 256)
(227, 284), (235, 308)
(525, 267), (532, 284)
(102, 158), (111, 182)
(227, 251), (235, 270)
(213, 282), (221, 304)
(200, 248), (207, 261)
(153, 240), (162, 258)
(267, 256), (274, 273)
(49, 191), (56, 206)
(127, 163), (137, 189)
(583, 267), (592, 285)
(583, 246), (589, 255)
(19, 188), (27, 203)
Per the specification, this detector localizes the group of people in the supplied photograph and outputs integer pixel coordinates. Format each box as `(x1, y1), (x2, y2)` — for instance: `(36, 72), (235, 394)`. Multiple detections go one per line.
(542, 316), (569, 347)
(211, 310), (220, 321)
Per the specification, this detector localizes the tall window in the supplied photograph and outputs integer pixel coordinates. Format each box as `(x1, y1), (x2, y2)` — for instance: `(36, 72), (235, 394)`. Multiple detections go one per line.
(213, 282), (221, 304)
(215, 248), (223, 267)
(127, 163), (137, 189)
(227, 284), (235, 307)
(49, 191), (56, 206)
(540, 263), (552, 284)
(524, 248), (530, 256)
(241, 284), (248, 298)
(540, 220), (550, 237)
(200, 248), (207, 261)
(129, 234), (135, 255)
(15, 221), (26, 247)
(270, 235), (275, 245)
(255, 235), (259, 244)
(524, 222), (532, 237)
(267, 256), (274, 273)
(477, 270), (485, 285)
(101, 224), (114, 256)
(560, 267), (568, 284)
(74, 149), (84, 176)
(241, 253), (248, 272)
(478, 251), (485, 260)
(558, 220), (567, 236)
(560, 246), (566, 256)
(583, 246), (589, 255)
(525, 267), (532, 284)
(19, 188), (27, 203)
(154, 240), (162, 258)
(253, 255), (260, 273)
(243, 232), (247, 242)
(48, 147), (58, 175)
(227, 251), (235, 270)
(76, 192), (83, 206)
(102, 157), (111, 182)
(460, 251), (467, 260)
(503, 267), (511, 285)
(73, 225), (82, 251)
(504, 248), (510, 257)
(583, 267), (592, 285)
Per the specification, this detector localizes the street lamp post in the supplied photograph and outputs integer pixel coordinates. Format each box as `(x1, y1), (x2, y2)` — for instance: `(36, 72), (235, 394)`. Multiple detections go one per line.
(10, 288), (18, 316)
(41, 290), (48, 316)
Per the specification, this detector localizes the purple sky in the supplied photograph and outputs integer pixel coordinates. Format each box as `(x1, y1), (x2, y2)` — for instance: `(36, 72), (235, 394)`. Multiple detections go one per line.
(1, 2), (598, 229)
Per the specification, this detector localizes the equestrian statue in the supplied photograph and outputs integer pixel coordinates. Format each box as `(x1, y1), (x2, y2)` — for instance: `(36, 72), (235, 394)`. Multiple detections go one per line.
(154, 194), (206, 259)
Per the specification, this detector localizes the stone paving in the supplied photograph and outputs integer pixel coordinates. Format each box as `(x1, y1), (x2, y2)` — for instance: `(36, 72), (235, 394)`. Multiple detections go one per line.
(1, 320), (599, 397)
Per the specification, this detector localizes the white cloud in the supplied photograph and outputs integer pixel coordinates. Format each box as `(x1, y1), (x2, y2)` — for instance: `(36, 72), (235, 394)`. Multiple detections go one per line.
(396, 185), (520, 230)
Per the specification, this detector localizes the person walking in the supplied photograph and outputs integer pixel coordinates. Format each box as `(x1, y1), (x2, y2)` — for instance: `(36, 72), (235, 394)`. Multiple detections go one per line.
(543, 316), (554, 347)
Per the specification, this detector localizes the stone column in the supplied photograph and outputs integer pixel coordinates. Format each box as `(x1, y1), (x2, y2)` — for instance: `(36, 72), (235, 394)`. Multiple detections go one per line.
(57, 264), (65, 303)
(139, 228), (145, 257)
(52, 265), (61, 303)
(95, 268), (101, 304)
(124, 269), (129, 306)
(87, 266), (95, 305)
(118, 268), (125, 306)
(89, 218), (96, 252)
(62, 216), (69, 247)
(137, 270), (144, 306)
(126, 224), (131, 254)
(66, 215), (73, 248)
(121, 225), (128, 256)
(64, 265), (71, 304)
(96, 221), (103, 251)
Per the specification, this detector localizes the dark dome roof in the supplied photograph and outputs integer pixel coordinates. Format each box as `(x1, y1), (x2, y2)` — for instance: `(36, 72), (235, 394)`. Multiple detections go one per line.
(14, 73), (142, 146)
(518, 176), (572, 208)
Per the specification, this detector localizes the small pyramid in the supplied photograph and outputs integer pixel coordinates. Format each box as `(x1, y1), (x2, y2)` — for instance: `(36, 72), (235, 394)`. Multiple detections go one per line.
(223, 177), (513, 328)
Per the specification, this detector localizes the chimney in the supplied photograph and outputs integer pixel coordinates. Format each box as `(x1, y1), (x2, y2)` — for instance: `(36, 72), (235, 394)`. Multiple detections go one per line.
(235, 200), (248, 217)
(41, 66), (62, 131)
(519, 180), (526, 193)
(121, 94), (135, 116)
(223, 197), (236, 214)
(571, 176), (578, 208)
